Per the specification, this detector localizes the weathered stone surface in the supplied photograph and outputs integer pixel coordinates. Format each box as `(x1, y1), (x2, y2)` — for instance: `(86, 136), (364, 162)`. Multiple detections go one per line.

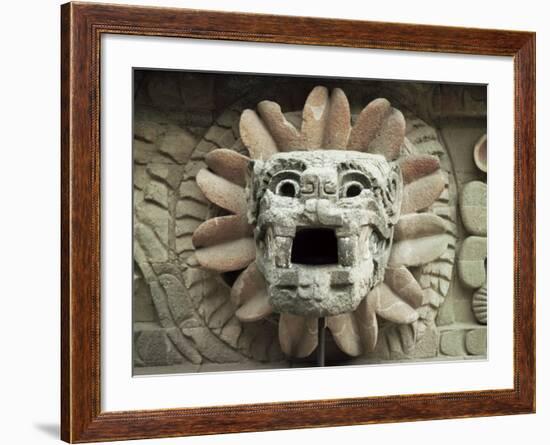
(460, 181), (487, 236)
(404, 322), (439, 359)
(278, 313), (318, 358)
(134, 254), (155, 285)
(348, 98), (389, 152)
(203, 122), (235, 148)
(184, 160), (209, 179)
(398, 154), (440, 184)
(181, 326), (243, 363)
(401, 171), (446, 214)
(192, 215), (253, 248)
(195, 238), (255, 272)
(348, 98), (405, 160)
(465, 328), (487, 355)
(135, 200), (170, 246)
(205, 149), (250, 187)
(195, 286), (228, 323)
(133, 165), (148, 190)
(236, 319), (280, 362)
(166, 326), (203, 364)
(440, 330), (466, 356)
(394, 213), (446, 241)
(147, 163), (184, 189)
(435, 293), (456, 326)
(134, 139), (163, 164)
(135, 325), (184, 366)
(473, 134), (487, 173)
(196, 168), (247, 215)
(134, 189), (144, 208)
(175, 199), (208, 220)
(472, 284), (488, 325)
(355, 283), (420, 354)
(406, 117), (443, 157)
(159, 274), (194, 326)
(144, 180), (169, 208)
(327, 313), (362, 357)
(449, 299), (477, 325)
(134, 120), (162, 143)
(133, 271), (157, 322)
(175, 217), (201, 237)
(458, 236), (487, 289)
(423, 287), (444, 308)
(324, 88), (351, 149)
(235, 293), (273, 322)
(135, 223), (168, 262)
(389, 235), (448, 267)
(218, 317), (242, 349)
(134, 195), (170, 224)
(239, 109), (279, 160)
(283, 110), (302, 129)
(158, 127), (198, 164)
(397, 322), (417, 353)
(301, 86), (330, 149)
(354, 293), (378, 352)
(179, 179), (207, 203)
(231, 263), (265, 305)
(231, 263), (273, 322)
(422, 261), (453, 281)
(367, 108), (405, 161)
(257, 101), (301, 151)
(384, 266), (424, 308)
(368, 283), (418, 324)
(149, 281), (174, 328)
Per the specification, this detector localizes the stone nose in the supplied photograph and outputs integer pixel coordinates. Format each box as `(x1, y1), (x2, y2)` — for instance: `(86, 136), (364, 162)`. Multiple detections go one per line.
(304, 199), (344, 226)
(301, 168), (338, 199)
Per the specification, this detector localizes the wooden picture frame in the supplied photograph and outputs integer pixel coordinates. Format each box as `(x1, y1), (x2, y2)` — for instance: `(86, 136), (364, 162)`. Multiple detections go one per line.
(61, 2), (535, 442)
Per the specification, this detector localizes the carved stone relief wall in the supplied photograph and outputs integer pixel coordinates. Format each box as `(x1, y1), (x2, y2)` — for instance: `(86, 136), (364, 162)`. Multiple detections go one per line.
(132, 71), (487, 374)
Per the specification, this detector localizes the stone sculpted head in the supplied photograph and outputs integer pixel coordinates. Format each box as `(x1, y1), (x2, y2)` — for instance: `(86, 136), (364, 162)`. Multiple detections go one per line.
(248, 151), (403, 317)
(193, 86), (449, 358)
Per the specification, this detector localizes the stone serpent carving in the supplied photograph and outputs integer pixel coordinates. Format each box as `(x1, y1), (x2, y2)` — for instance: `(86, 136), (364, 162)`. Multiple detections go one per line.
(192, 86), (456, 358)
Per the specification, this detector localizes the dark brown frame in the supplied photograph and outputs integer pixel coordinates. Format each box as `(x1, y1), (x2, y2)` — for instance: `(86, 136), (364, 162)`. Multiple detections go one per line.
(61, 1), (536, 442)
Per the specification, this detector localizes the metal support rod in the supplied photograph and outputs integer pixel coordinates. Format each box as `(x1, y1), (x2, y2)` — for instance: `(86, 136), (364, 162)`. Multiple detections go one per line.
(317, 317), (326, 367)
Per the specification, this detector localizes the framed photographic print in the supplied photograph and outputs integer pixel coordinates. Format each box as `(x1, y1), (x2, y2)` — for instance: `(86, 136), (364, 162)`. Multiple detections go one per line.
(61, 1), (535, 442)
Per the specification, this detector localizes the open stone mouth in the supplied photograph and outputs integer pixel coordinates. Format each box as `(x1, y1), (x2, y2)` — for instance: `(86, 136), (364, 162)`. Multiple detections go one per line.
(263, 222), (389, 315)
(290, 228), (339, 266)
(275, 225), (384, 270)
(267, 225), (366, 316)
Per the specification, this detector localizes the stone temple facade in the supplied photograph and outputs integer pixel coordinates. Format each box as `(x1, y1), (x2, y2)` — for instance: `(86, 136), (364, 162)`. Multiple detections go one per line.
(132, 71), (487, 374)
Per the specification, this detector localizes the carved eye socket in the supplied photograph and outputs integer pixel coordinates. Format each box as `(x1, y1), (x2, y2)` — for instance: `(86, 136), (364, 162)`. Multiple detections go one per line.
(270, 171), (301, 198)
(276, 179), (300, 198)
(343, 181), (363, 198)
(340, 171), (371, 198)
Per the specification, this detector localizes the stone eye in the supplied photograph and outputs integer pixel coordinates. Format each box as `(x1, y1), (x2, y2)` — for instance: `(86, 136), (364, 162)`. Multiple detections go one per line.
(340, 171), (371, 198)
(276, 179), (300, 198)
(344, 181), (363, 198)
